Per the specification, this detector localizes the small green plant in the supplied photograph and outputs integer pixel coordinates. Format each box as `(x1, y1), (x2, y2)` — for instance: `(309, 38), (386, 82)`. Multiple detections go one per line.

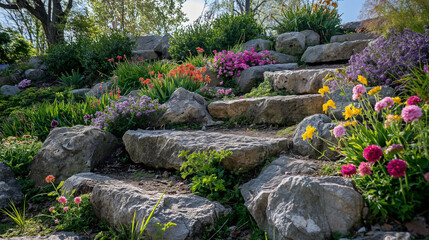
(397, 64), (429, 103)
(277, 125), (297, 137)
(154, 222), (177, 240)
(1, 198), (27, 233)
(59, 70), (85, 88)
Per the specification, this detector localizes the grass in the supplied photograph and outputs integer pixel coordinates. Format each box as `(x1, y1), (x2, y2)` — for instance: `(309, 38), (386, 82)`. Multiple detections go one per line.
(277, 125), (297, 137)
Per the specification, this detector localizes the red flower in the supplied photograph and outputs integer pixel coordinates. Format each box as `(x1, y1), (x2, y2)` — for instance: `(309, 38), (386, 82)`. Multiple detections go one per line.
(116, 55), (122, 60)
(196, 47), (204, 53)
(142, 79), (151, 84)
(107, 58), (114, 63)
(97, 100), (101, 104)
(99, 86), (103, 90)
(109, 92), (113, 95)
(117, 90), (121, 94)
(45, 175), (55, 183)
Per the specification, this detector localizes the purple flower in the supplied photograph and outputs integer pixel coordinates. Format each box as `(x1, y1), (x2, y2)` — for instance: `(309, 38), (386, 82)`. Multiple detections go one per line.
(16, 79), (31, 88)
(51, 120), (59, 128)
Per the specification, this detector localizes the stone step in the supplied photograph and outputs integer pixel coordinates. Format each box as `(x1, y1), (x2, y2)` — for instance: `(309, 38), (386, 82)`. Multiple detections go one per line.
(123, 130), (290, 172)
(301, 39), (371, 63)
(63, 173), (227, 240)
(264, 68), (338, 94)
(330, 32), (376, 43)
(235, 63), (298, 93)
(207, 94), (324, 125)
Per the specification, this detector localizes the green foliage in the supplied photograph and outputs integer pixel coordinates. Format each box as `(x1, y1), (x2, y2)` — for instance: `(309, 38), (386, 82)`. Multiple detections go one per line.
(0, 86), (69, 119)
(43, 33), (134, 80)
(277, 125), (297, 137)
(0, 136), (42, 178)
(59, 70), (85, 88)
(273, 0), (341, 43)
(155, 222), (177, 240)
(182, 52), (209, 68)
(169, 13), (264, 60)
(1, 198), (27, 233)
(179, 150), (241, 203)
(0, 94), (111, 141)
(397, 64), (429, 103)
(0, 30), (33, 64)
(113, 59), (175, 94)
(243, 79), (291, 98)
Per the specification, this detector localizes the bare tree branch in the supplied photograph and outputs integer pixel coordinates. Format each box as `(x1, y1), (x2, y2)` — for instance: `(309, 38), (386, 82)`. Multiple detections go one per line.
(0, 1), (19, 9)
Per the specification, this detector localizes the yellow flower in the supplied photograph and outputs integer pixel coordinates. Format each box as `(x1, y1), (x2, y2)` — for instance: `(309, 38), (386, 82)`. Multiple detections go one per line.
(318, 86), (330, 97)
(368, 86), (382, 96)
(393, 97), (401, 104)
(302, 125), (317, 141)
(357, 75), (367, 85)
(342, 121), (351, 127)
(352, 121), (357, 126)
(352, 106), (362, 115)
(323, 99), (336, 113)
(331, 1), (338, 8)
(343, 105), (354, 120)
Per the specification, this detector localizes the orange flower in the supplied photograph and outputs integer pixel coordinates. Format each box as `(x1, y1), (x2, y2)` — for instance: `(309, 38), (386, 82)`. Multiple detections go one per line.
(149, 71), (154, 75)
(139, 77), (144, 82)
(97, 100), (101, 104)
(109, 92), (113, 95)
(157, 73), (164, 79)
(45, 175), (55, 183)
(142, 79), (151, 84)
(117, 90), (121, 94)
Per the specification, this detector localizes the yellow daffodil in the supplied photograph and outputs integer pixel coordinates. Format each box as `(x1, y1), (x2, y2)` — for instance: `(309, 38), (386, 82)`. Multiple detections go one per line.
(302, 125), (317, 141)
(368, 86), (382, 96)
(318, 86), (330, 97)
(351, 106), (362, 115)
(393, 97), (401, 104)
(357, 75), (367, 85)
(322, 99), (336, 113)
(343, 105), (354, 120)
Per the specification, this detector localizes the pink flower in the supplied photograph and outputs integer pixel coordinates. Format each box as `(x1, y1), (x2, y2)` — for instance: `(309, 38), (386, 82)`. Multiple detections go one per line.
(385, 144), (403, 155)
(63, 207), (69, 211)
(363, 145), (383, 163)
(406, 96), (422, 105)
(333, 125), (346, 138)
(54, 219), (59, 224)
(239, 96), (243, 99)
(387, 159), (407, 177)
(358, 162), (372, 176)
(374, 100), (388, 112)
(352, 84), (366, 100)
(49, 207), (55, 212)
(74, 197), (82, 204)
(225, 89), (232, 96)
(401, 105), (423, 123)
(219, 81), (223, 86)
(58, 196), (67, 204)
(425, 172), (429, 181)
(341, 164), (357, 177)
(382, 97), (394, 108)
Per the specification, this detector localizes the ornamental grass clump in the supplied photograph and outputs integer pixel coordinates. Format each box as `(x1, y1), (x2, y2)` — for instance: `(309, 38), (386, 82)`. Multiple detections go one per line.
(346, 28), (429, 87)
(207, 48), (275, 86)
(139, 63), (211, 103)
(302, 74), (429, 222)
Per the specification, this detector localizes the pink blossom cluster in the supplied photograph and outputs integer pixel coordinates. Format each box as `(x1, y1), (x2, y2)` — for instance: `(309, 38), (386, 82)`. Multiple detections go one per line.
(208, 48), (275, 79)
(352, 84), (365, 100)
(375, 97), (394, 112)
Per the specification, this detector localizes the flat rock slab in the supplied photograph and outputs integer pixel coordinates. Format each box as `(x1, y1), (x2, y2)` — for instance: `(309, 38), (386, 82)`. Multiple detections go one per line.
(241, 156), (363, 240)
(123, 130), (289, 172)
(264, 68), (337, 94)
(91, 180), (227, 240)
(235, 63), (298, 93)
(4, 232), (89, 240)
(301, 40), (371, 63)
(208, 95), (324, 125)
(330, 32), (376, 43)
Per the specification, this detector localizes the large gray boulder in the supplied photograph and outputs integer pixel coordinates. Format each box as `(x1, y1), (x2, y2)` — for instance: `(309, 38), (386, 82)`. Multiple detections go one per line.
(267, 51), (297, 64)
(161, 35), (171, 59)
(208, 95), (324, 125)
(293, 114), (337, 159)
(340, 21), (363, 32)
(63, 172), (114, 196)
(29, 125), (118, 186)
(330, 32), (376, 43)
(341, 232), (412, 240)
(85, 80), (113, 98)
(0, 162), (23, 209)
(234, 63), (298, 92)
(301, 40), (371, 63)
(6, 232), (89, 240)
(161, 88), (214, 125)
(275, 32), (306, 55)
(91, 181), (228, 240)
(131, 50), (159, 61)
(264, 68), (336, 94)
(135, 36), (163, 52)
(242, 39), (271, 51)
(0, 85), (20, 95)
(300, 30), (320, 46)
(123, 130), (289, 171)
(69, 88), (90, 98)
(241, 157), (363, 240)
(25, 68), (45, 80)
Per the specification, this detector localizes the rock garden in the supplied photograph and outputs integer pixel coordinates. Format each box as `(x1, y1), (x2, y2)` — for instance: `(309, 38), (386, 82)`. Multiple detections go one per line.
(0, 0), (428, 239)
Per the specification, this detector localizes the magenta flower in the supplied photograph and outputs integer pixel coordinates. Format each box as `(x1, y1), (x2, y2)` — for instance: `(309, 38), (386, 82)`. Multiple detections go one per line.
(425, 172), (429, 181)
(51, 120), (59, 128)
(63, 207), (69, 211)
(406, 96), (422, 105)
(401, 105), (423, 123)
(358, 162), (372, 176)
(54, 219), (59, 224)
(333, 125), (346, 138)
(58, 196), (67, 204)
(385, 144), (404, 155)
(341, 164), (357, 177)
(387, 159), (407, 177)
(352, 84), (366, 100)
(49, 207), (55, 212)
(74, 197), (82, 204)
(363, 145), (383, 162)
(375, 100), (388, 112)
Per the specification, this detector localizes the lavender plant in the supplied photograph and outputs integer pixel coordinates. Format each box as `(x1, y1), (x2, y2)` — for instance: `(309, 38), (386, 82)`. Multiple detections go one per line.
(346, 28), (429, 87)
(90, 95), (164, 137)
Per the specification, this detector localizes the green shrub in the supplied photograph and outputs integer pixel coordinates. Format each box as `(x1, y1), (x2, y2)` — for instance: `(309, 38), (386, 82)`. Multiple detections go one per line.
(0, 136), (42, 178)
(0, 30), (33, 64)
(59, 70), (85, 88)
(139, 63), (210, 103)
(169, 13), (264, 60)
(43, 41), (83, 76)
(113, 58), (175, 94)
(273, 0), (341, 43)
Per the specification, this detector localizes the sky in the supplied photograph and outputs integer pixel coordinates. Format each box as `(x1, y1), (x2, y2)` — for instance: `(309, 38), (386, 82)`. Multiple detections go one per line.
(182, 0), (367, 25)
